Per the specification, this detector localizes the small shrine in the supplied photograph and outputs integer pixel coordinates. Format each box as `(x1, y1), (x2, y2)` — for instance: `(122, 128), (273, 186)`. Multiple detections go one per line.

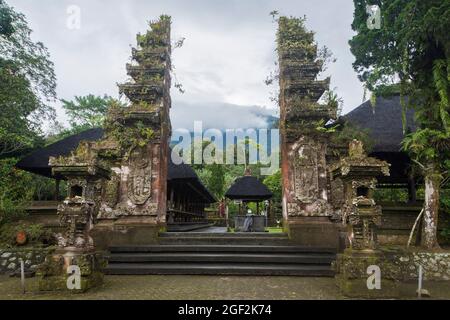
(225, 169), (273, 232)
(331, 140), (390, 250)
(37, 142), (109, 291)
(332, 140), (399, 298)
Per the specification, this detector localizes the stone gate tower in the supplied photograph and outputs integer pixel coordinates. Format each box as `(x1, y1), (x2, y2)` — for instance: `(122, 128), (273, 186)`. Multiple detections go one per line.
(277, 17), (339, 247)
(90, 15), (172, 248)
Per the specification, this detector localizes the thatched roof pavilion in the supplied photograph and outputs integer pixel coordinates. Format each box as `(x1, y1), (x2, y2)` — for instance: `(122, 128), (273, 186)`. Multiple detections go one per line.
(225, 172), (273, 202)
(342, 95), (417, 188)
(15, 128), (216, 204)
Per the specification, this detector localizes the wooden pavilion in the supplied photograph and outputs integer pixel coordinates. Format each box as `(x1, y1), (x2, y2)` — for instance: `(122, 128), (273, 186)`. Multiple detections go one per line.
(225, 169), (273, 231)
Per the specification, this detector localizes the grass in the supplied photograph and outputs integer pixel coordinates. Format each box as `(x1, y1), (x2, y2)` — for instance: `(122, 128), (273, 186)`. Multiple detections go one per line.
(266, 227), (283, 233)
(227, 227), (283, 233)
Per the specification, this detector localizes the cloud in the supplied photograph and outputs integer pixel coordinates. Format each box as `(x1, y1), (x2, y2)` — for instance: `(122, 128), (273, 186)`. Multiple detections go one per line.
(171, 101), (275, 130)
(7, 0), (364, 131)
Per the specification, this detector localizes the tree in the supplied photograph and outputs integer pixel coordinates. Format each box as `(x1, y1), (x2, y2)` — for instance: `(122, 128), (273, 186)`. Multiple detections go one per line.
(208, 164), (225, 199)
(0, 0), (57, 157)
(45, 94), (123, 144)
(263, 169), (281, 205)
(349, 0), (450, 249)
(61, 94), (115, 129)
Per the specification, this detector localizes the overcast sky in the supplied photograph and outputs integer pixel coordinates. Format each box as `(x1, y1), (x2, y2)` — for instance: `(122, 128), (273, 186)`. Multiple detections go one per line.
(8, 0), (365, 131)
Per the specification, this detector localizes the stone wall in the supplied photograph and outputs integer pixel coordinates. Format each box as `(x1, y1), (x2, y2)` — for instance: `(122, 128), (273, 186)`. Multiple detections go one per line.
(334, 247), (450, 298)
(335, 248), (450, 282)
(0, 247), (55, 276)
(395, 251), (450, 281)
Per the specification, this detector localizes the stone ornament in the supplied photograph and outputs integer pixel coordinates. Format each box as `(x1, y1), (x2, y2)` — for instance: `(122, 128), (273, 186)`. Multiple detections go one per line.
(127, 146), (153, 205)
(331, 140), (390, 250)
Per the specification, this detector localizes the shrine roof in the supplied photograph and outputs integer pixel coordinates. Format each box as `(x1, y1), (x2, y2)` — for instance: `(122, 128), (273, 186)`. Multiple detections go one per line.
(225, 175), (273, 201)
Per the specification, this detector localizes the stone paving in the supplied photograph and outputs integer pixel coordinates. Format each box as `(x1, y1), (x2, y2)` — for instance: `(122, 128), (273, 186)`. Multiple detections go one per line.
(0, 275), (345, 300)
(0, 275), (449, 300)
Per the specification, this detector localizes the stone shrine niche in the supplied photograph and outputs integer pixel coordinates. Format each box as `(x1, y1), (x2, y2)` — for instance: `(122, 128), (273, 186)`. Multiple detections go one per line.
(48, 143), (111, 251)
(331, 140), (390, 250)
(127, 145), (153, 205)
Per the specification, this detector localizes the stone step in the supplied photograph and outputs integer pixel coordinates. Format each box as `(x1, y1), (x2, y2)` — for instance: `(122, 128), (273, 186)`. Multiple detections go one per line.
(160, 232), (288, 238)
(108, 253), (335, 264)
(159, 237), (291, 246)
(104, 262), (335, 276)
(109, 245), (336, 254)
(166, 224), (213, 232)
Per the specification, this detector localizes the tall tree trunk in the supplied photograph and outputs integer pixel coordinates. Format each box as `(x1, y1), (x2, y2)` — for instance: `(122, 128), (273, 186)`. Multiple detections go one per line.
(421, 164), (442, 249)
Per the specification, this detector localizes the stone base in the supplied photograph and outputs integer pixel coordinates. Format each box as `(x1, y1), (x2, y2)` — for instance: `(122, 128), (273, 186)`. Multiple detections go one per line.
(37, 250), (106, 293)
(335, 275), (399, 299)
(91, 218), (164, 250)
(334, 249), (400, 298)
(285, 217), (340, 250)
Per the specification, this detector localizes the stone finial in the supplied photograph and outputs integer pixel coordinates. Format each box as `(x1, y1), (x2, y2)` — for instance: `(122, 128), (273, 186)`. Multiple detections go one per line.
(349, 139), (365, 158)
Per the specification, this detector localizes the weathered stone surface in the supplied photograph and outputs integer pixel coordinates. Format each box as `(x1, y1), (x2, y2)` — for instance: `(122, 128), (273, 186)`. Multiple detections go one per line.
(331, 140), (390, 251)
(278, 18), (336, 220)
(7, 263), (17, 270)
(0, 247), (55, 276)
(334, 247), (450, 298)
(37, 251), (106, 293)
(89, 16), (172, 246)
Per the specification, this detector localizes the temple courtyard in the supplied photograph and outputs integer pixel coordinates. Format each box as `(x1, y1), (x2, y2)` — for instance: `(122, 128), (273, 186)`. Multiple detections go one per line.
(0, 275), (449, 300)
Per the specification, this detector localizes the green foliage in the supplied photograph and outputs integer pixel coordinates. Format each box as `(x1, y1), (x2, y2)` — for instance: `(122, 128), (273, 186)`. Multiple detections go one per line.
(207, 164), (225, 199)
(441, 187), (450, 241)
(263, 169), (282, 205)
(104, 102), (155, 153)
(329, 121), (374, 153)
(62, 95), (114, 129)
(0, 1), (14, 37)
(350, 0), (450, 168)
(323, 88), (343, 115)
(277, 16), (315, 54)
(0, 0), (56, 157)
(0, 222), (53, 248)
(0, 158), (33, 226)
(402, 128), (450, 162)
(46, 95), (124, 145)
(374, 188), (409, 203)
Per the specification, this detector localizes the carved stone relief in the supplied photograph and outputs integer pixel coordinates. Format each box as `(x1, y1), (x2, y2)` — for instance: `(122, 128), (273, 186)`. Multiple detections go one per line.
(127, 146), (152, 205)
(293, 143), (319, 203)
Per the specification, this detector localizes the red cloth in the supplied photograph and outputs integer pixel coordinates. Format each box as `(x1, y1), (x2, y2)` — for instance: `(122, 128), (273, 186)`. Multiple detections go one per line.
(218, 201), (225, 217)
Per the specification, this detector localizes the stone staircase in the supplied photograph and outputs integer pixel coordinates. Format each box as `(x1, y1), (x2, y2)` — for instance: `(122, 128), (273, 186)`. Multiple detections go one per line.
(105, 233), (336, 276)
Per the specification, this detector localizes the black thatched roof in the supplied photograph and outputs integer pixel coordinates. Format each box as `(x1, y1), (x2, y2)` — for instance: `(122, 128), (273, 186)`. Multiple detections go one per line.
(15, 128), (216, 203)
(225, 175), (273, 201)
(169, 151), (216, 203)
(343, 95), (417, 153)
(16, 128), (104, 177)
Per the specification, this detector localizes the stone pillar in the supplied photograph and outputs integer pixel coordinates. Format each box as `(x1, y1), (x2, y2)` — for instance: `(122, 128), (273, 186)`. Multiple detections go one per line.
(90, 16), (172, 248)
(38, 142), (109, 292)
(277, 17), (338, 247)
